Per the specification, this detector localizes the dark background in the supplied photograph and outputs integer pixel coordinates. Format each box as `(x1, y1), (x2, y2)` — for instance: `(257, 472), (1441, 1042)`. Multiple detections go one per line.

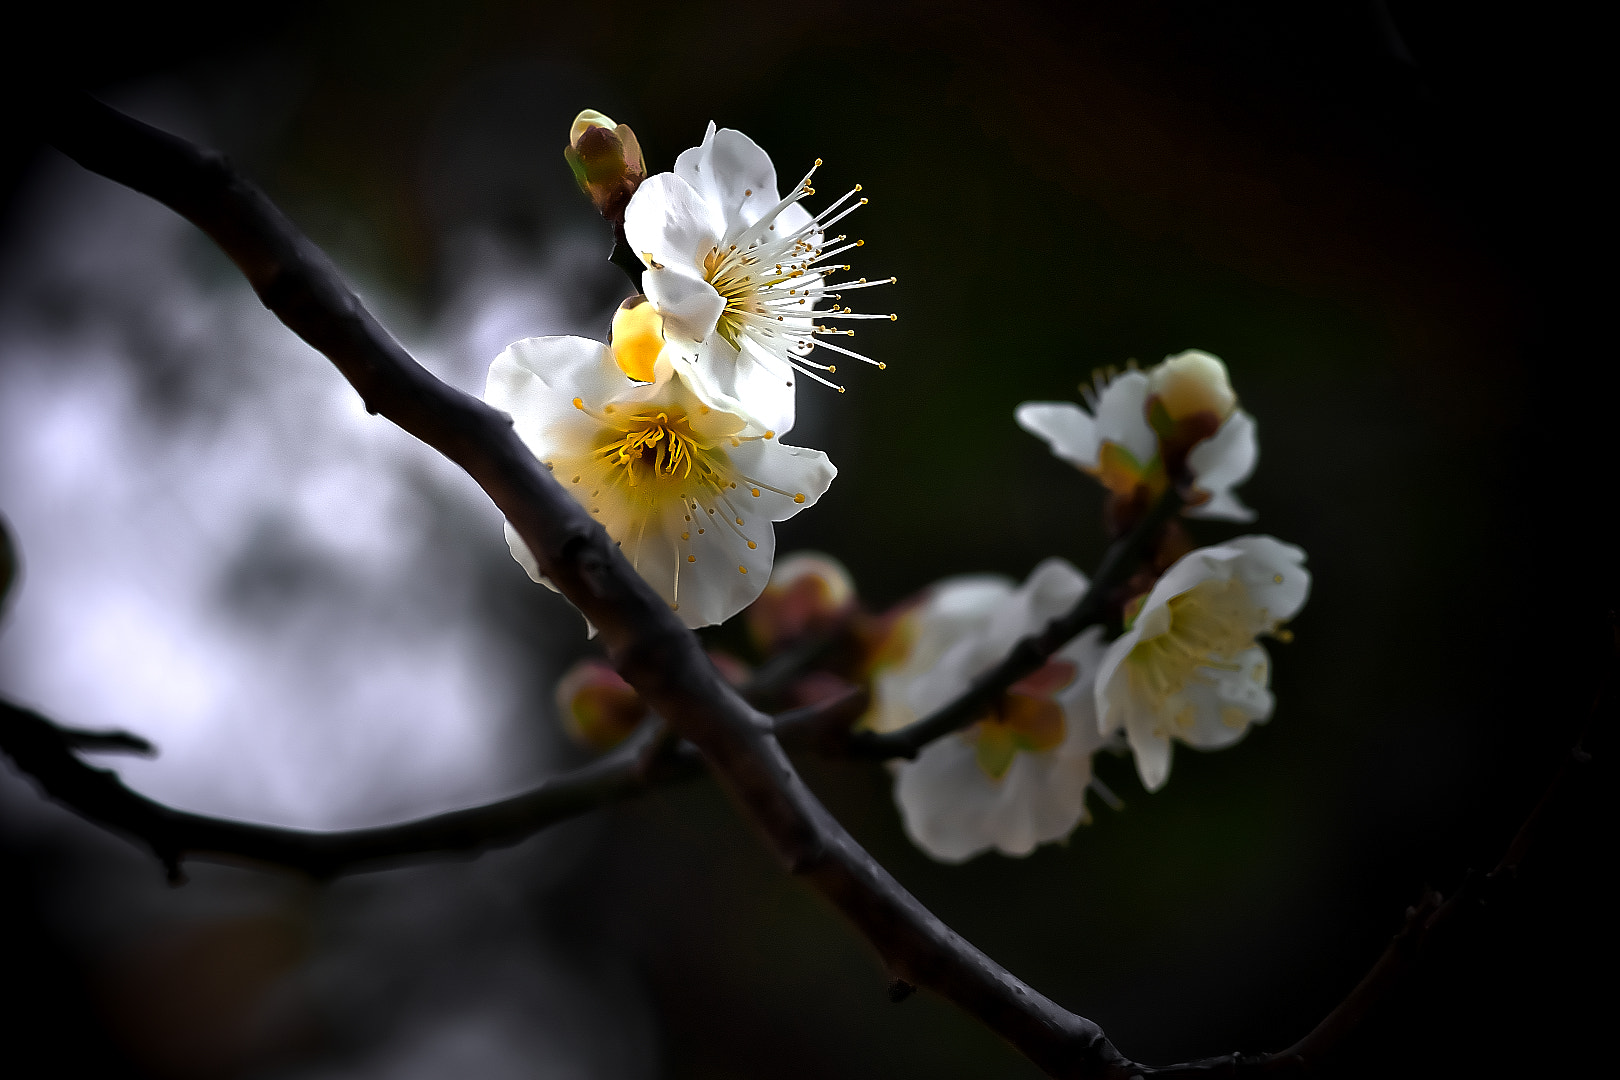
(2, 2), (1612, 1077)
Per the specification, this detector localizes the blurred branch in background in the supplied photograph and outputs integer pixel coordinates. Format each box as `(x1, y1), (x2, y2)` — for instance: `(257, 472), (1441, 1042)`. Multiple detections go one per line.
(1, 90), (1601, 1078)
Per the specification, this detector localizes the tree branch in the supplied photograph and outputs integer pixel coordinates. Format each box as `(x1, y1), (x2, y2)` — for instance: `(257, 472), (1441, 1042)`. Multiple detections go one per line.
(1, 697), (696, 880)
(0, 691), (863, 881)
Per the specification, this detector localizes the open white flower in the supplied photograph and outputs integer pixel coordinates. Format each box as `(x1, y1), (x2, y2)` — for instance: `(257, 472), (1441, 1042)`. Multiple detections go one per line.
(623, 123), (893, 434)
(1095, 536), (1309, 792)
(484, 336), (835, 629)
(880, 559), (1111, 862)
(1015, 351), (1259, 521)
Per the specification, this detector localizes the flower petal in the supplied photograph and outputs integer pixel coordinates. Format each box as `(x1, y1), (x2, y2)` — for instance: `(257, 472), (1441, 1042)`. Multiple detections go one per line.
(623, 172), (724, 271)
(1015, 401), (1100, 471)
(1094, 371), (1157, 466)
(643, 264), (725, 346)
(1174, 646), (1275, 750)
(674, 123), (785, 239)
(1185, 409), (1258, 522)
(668, 333), (797, 436)
(1226, 535), (1310, 628)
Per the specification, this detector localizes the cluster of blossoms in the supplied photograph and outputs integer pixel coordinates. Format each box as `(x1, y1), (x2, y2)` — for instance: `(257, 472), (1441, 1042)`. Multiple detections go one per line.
(487, 112), (893, 628)
(523, 111), (1308, 865)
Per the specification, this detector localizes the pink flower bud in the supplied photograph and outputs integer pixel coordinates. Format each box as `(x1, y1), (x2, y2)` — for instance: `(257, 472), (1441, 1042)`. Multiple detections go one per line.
(554, 659), (643, 751)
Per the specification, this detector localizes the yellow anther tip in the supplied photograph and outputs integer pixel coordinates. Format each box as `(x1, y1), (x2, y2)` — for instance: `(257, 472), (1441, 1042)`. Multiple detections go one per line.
(688, 555), (696, 563)
(572, 397), (584, 409)
(877, 362), (887, 370)
(747, 541), (757, 549)
(793, 493), (806, 503)
(738, 565), (748, 574)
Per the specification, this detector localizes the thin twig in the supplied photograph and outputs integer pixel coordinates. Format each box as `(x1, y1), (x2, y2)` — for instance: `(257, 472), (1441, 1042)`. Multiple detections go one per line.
(1, 697), (695, 880)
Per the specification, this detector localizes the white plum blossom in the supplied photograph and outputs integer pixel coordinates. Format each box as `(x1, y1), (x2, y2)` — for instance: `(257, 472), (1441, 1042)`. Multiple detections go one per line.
(1095, 536), (1309, 792)
(484, 336), (835, 629)
(1015, 350), (1259, 521)
(878, 559), (1112, 862)
(623, 122), (892, 434)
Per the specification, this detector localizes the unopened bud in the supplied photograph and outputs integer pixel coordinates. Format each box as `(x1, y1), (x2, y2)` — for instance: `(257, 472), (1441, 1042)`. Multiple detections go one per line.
(1146, 350), (1237, 434)
(564, 109), (645, 232)
(611, 296), (664, 382)
(747, 551), (857, 653)
(555, 659), (643, 751)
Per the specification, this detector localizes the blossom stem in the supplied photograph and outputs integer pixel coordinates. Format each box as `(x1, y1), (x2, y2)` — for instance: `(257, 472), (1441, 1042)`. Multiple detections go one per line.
(847, 486), (1185, 760)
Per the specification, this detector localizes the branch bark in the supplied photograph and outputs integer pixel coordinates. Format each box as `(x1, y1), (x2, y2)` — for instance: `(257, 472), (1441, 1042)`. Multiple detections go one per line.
(1, 697), (696, 880)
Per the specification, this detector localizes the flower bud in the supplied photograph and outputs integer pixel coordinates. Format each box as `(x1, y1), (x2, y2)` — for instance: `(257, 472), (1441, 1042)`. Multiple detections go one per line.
(747, 551), (857, 653)
(554, 658), (644, 751)
(1146, 350), (1237, 435)
(610, 295), (664, 382)
(564, 109), (645, 231)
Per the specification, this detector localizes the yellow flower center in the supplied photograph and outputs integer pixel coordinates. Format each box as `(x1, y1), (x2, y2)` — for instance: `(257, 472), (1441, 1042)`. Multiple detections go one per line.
(1125, 577), (1257, 735)
(594, 410), (715, 491)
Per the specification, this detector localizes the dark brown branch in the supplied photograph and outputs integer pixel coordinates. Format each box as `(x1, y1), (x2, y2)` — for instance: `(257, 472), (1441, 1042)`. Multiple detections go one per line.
(2, 697), (695, 880)
(848, 489), (1182, 759)
(0, 691), (854, 881)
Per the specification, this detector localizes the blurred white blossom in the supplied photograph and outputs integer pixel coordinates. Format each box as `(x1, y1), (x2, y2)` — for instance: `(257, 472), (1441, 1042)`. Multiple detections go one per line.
(1095, 536), (1309, 792)
(879, 560), (1110, 862)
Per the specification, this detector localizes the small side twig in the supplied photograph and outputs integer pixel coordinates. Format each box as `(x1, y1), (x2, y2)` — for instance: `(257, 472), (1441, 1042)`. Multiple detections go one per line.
(1, 697), (697, 880)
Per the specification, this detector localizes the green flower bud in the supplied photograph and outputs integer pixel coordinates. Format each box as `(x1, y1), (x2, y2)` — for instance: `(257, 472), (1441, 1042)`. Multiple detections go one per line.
(563, 109), (645, 232)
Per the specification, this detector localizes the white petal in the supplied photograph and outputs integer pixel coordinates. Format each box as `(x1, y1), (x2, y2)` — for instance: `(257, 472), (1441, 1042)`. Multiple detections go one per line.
(1174, 646), (1275, 750)
(1226, 535), (1310, 627)
(502, 519), (547, 586)
(1054, 625), (1109, 754)
(1093, 631), (1137, 737)
(668, 333), (797, 436)
(894, 736), (998, 863)
(643, 265), (726, 346)
(1126, 710), (1174, 793)
(984, 557), (1089, 644)
(1184, 410), (1258, 522)
(1015, 401), (1100, 471)
(622, 172), (724, 271)
(1094, 371), (1157, 466)
(654, 495), (774, 629)
(725, 438), (834, 516)
(674, 124), (785, 238)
